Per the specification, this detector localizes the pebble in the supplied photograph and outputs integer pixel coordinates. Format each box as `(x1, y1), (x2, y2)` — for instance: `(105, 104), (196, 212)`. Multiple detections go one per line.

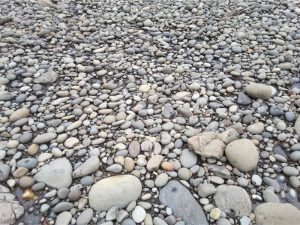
(0, 163), (11, 181)
(55, 212), (72, 225)
(214, 185), (252, 217)
(89, 175), (142, 211)
(225, 139), (259, 172)
(76, 208), (93, 225)
(132, 206), (146, 223)
(180, 149), (197, 168)
(159, 180), (208, 225)
(73, 156), (101, 178)
(34, 158), (72, 188)
(244, 83), (275, 100)
(255, 203), (300, 225)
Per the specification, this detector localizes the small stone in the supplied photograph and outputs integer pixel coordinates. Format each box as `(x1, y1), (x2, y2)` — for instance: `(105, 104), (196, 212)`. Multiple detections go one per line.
(132, 206), (146, 223)
(139, 84), (151, 93)
(252, 175), (262, 186)
(34, 158), (72, 189)
(147, 155), (164, 172)
(153, 217), (168, 225)
(143, 19), (153, 27)
(262, 190), (279, 203)
(255, 203), (300, 225)
(76, 208), (93, 225)
(155, 173), (169, 187)
(225, 139), (259, 172)
(214, 185), (252, 217)
(247, 122), (264, 134)
(244, 83), (275, 100)
(34, 70), (58, 84)
(210, 208), (221, 220)
(237, 92), (251, 105)
(129, 141), (140, 158)
(64, 137), (80, 148)
(73, 156), (101, 178)
(55, 212), (72, 225)
(198, 183), (217, 197)
(180, 149), (197, 168)
(88, 175), (142, 211)
(9, 108), (30, 122)
(106, 206), (119, 221)
(0, 163), (11, 181)
(33, 133), (57, 144)
(159, 180), (208, 225)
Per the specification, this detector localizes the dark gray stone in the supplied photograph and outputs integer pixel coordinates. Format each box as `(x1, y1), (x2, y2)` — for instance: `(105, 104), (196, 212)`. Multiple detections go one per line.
(159, 180), (208, 225)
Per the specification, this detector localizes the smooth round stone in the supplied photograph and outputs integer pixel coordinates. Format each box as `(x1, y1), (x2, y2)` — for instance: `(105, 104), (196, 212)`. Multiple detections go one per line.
(198, 183), (217, 197)
(284, 112), (295, 121)
(0, 163), (11, 181)
(262, 189), (279, 203)
(19, 176), (34, 188)
(9, 108), (30, 122)
(244, 83), (275, 100)
(214, 185), (252, 217)
(255, 203), (300, 225)
(88, 175), (142, 211)
(252, 175), (262, 186)
(225, 139), (259, 172)
(106, 206), (119, 221)
(57, 188), (70, 199)
(132, 206), (146, 223)
(290, 151), (300, 161)
(283, 166), (299, 176)
(76, 208), (93, 225)
(270, 105), (283, 116)
(160, 133), (171, 145)
(19, 133), (33, 144)
(180, 149), (197, 168)
(55, 212), (72, 225)
(247, 122), (264, 134)
(68, 188), (81, 201)
(237, 177), (249, 187)
(80, 176), (94, 186)
(154, 173), (169, 187)
(122, 219), (136, 225)
(128, 141), (140, 158)
(178, 168), (191, 180)
(53, 202), (74, 213)
(288, 175), (300, 190)
(153, 217), (168, 225)
(16, 158), (38, 169)
(217, 218), (231, 225)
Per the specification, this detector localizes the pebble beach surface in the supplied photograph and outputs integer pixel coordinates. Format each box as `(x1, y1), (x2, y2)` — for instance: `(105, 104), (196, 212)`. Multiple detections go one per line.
(0, 0), (300, 225)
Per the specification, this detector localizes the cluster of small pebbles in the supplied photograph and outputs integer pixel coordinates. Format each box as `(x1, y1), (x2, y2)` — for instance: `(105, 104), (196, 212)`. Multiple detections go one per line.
(0, 0), (300, 225)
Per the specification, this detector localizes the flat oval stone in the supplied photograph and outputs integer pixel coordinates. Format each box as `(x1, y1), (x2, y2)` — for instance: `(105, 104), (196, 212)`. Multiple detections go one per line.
(159, 180), (208, 225)
(88, 175), (142, 211)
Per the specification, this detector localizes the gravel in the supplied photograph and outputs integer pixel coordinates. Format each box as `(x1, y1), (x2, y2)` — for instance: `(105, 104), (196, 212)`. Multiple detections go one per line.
(0, 0), (299, 224)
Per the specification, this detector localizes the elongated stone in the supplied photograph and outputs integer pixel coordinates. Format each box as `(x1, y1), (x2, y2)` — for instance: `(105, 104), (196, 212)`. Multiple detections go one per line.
(159, 180), (208, 225)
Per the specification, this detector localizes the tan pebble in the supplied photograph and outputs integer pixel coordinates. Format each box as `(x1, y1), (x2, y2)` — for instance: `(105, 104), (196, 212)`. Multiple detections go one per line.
(13, 167), (28, 178)
(161, 162), (174, 171)
(27, 144), (39, 155)
(226, 86), (235, 93)
(22, 189), (36, 201)
(124, 157), (135, 172)
(210, 208), (221, 220)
